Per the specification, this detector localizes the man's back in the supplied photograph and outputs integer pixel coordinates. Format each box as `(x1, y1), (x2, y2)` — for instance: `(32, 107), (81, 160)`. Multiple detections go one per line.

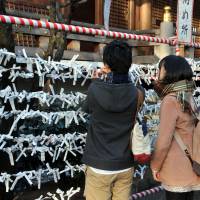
(82, 79), (138, 171)
(83, 40), (142, 200)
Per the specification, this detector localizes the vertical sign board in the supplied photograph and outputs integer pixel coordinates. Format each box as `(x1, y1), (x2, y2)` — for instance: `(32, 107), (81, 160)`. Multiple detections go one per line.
(104, 0), (112, 31)
(177, 0), (194, 43)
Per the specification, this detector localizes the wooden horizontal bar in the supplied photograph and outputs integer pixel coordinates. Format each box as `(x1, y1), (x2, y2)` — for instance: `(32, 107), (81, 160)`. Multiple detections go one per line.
(13, 25), (158, 47)
(13, 25), (50, 36)
(13, 26), (159, 47)
(71, 20), (158, 35)
(15, 46), (159, 64)
(192, 32), (200, 37)
(133, 55), (159, 64)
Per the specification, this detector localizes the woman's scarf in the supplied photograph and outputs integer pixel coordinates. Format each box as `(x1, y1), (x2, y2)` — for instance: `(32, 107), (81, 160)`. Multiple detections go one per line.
(160, 80), (195, 99)
(154, 80), (198, 115)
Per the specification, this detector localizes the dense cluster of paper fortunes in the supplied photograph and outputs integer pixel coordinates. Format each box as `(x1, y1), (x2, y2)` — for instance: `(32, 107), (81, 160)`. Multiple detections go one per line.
(35, 187), (80, 200)
(0, 48), (200, 194)
(0, 162), (84, 193)
(0, 49), (200, 86)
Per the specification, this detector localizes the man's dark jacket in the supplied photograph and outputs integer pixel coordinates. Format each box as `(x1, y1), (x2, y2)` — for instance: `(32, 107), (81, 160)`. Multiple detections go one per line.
(82, 79), (140, 170)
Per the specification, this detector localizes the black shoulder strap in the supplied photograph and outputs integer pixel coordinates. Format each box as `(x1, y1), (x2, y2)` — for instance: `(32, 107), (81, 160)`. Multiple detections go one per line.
(136, 89), (144, 113)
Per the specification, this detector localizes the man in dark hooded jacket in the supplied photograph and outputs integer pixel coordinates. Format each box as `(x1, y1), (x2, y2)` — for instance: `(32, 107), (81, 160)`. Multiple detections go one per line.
(82, 40), (144, 200)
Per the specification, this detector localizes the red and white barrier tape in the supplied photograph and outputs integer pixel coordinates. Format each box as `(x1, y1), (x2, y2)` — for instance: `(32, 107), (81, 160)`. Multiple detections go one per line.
(0, 14), (192, 48)
(1, 15), (200, 48)
(130, 186), (164, 199)
(0, 15), (172, 44)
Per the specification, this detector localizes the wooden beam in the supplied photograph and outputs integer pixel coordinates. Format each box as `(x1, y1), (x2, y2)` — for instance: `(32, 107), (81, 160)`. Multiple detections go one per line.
(67, 40), (80, 51)
(15, 46), (159, 64)
(135, 0), (140, 30)
(192, 32), (200, 36)
(15, 46), (45, 58)
(132, 29), (158, 35)
(39, 36), (49, 50)
(13, 26), (50, 36)
(63, 50), (102, 61)
(140, 0), (152, 30)
(12, 25), (159, 48)
(94, 43), (106, 54)
(66, 34), (109, 44)
(128, 0), (135, 30)
(13, 22), (158, 37)
(15, 46), (102, 61)
(133, 55), (159, 64)
(95, 0), (103, 25)
(66, 34), (159, 46)
(72, 20), (158, 34)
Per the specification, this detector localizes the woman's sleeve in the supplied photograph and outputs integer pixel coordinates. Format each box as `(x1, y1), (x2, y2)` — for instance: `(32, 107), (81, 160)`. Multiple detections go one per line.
(151, 97), (178, 171)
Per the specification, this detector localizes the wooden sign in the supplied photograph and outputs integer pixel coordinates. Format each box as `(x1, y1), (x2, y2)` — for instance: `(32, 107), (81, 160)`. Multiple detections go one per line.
(177, 0), (194, 43)
(104, 0), (112, 31)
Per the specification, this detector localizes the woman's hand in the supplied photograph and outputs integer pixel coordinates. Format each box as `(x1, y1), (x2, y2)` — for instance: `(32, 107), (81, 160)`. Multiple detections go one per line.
(152, 170), (160, 182)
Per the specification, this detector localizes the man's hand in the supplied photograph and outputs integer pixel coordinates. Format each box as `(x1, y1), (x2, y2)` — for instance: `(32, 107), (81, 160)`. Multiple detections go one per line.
(92, 65), (111, 79)
(92, 69), (102, 79)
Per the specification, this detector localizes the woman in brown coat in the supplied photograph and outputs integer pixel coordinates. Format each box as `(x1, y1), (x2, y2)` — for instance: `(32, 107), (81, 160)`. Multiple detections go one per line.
(151, 55), (200, 200)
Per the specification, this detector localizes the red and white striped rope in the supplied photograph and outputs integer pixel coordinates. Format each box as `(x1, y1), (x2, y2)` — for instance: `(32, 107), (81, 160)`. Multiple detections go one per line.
(1, 15), (200, 48)
(130, 186), (164, 199)
(0, 15), (174, 45)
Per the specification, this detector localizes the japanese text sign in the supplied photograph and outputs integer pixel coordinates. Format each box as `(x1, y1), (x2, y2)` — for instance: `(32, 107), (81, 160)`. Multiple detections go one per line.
(177, 0), (194, 43)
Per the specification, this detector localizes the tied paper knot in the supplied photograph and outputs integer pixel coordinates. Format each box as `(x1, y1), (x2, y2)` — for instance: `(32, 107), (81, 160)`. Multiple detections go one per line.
(0, 132), (87, 166)
(35, 187), (80, 200)
(0, 164), (85, 192)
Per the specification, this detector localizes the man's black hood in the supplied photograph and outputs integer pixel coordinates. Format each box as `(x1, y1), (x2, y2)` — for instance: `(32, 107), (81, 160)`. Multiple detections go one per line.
(91, 80), (137, 112)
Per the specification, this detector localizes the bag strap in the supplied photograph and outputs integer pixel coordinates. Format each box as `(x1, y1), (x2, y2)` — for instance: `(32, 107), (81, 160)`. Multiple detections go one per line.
(136, 88), (144, 115)
(130, 88), (144, 148)
(174, 132), (193, 164)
